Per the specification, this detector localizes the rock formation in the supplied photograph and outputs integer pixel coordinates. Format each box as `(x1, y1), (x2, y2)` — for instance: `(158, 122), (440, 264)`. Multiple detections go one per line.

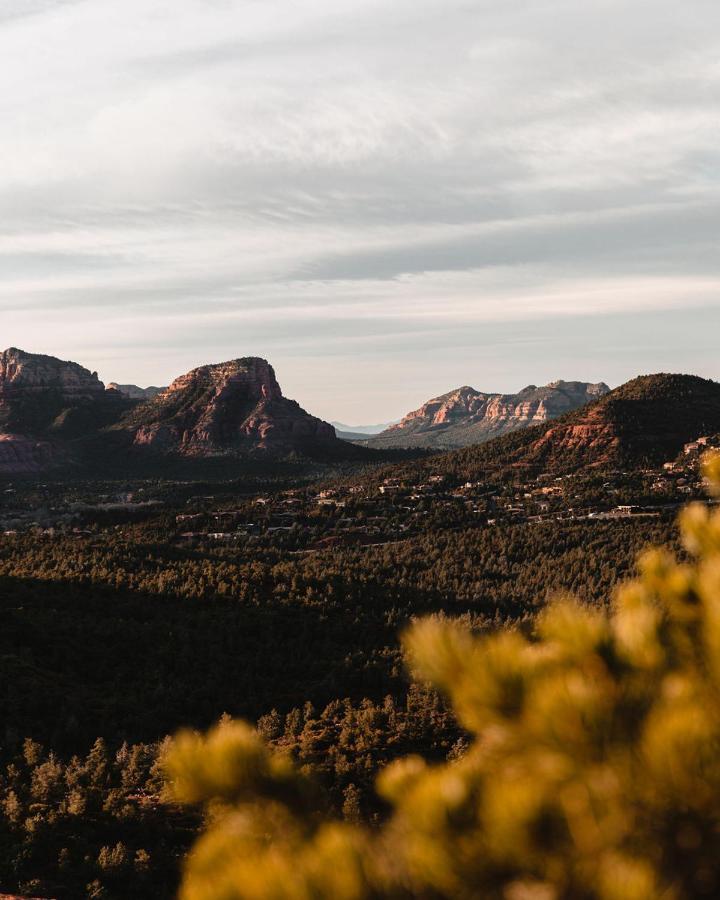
(0, 348), (129, 473)
(0, 347), (106, 419)
(0, 433), (62, 475)
(118, 357), (338, 456)
(0, 350), (350, 472)
(368, 380), (610, 449)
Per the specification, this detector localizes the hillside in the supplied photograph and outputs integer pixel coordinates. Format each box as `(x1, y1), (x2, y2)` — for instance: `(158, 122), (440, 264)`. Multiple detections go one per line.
(368, 380), (609, 449)
(0, 509), (673, 898)
(385, 374), (720, 482)
(0, 350), (374, 474)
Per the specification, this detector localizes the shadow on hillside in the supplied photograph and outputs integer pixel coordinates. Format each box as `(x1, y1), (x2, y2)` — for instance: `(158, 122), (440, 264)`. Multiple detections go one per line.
(0, 574), (413, 754)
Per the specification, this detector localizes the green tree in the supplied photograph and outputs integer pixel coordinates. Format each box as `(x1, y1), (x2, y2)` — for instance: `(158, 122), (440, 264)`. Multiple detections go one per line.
(164, 456), (720, 900)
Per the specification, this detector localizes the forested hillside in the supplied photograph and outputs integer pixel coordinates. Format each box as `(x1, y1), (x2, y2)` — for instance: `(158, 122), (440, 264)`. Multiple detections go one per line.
(0, 514), (677, 897)
(1, 371), (716, 898)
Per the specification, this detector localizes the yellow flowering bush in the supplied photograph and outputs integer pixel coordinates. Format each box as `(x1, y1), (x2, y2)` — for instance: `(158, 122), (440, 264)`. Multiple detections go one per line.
(164, 453), (720, 899)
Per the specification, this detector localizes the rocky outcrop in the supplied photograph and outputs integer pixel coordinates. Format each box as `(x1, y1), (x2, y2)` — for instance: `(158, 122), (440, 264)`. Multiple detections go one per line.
(0, 348), (133, 473)
(118, 357), (338, 456)
(0, 348), (106, 428)
(0, 349), (351, 472)
(369, 380), (610, 449)
(107, 383), (165, 401)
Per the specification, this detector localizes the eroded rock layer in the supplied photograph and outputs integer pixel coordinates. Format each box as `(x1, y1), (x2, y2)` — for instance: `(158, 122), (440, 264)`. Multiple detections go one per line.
(369, 380), (610, 449)
(118, 357), (338, 455)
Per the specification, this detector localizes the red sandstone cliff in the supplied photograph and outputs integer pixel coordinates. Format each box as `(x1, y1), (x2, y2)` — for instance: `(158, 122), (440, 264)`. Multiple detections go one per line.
(119, 357), (338, 456)
(0, 348), (127, 474)
(369, 380), (610, 449)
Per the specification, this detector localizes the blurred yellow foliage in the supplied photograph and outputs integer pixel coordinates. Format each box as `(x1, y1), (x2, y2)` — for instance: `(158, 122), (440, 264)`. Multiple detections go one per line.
(164, 453), (720, 899)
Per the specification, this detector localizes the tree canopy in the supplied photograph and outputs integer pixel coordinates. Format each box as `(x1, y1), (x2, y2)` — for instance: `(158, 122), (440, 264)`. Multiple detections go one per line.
(164, 453), (720, 900)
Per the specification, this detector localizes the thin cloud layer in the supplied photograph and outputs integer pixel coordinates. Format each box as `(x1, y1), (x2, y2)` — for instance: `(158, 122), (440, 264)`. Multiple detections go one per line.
(0, 0), (718, 420)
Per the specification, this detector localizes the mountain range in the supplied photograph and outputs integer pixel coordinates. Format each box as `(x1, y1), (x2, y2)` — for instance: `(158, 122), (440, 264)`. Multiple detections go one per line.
(1, 348), (718, 480)
(107, 383), (165, 401)
(366, 381), (610, 449)
(391, 373), (720, 483)
(331, 421), (397, 441)
(115, 357), (336, 456)
(0, 349), (343, 474)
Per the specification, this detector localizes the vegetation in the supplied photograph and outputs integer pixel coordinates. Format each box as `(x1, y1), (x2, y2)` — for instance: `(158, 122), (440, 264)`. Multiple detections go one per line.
(1, 519), (674, 749)
(165, 453), (720, 899)
(0, 737), (189, 899)
(0, 508), (676, 897)
(0, 690), (458, 899)
(0, 430), (712, 897)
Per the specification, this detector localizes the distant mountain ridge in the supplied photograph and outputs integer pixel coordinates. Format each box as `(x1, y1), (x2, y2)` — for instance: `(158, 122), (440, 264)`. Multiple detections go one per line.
(391, 373), (720, 482)
(368, 380), (610, 449)
(331, 421), (397, 438)
(3, 355), (718, 480)
(107, 383), (165, 401)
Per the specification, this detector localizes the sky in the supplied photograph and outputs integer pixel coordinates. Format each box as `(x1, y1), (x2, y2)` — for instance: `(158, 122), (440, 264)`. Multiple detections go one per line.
(1, 0), (719, 423)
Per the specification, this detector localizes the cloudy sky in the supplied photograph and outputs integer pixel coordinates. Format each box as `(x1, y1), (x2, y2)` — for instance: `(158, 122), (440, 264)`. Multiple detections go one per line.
(1, 0), (719, 422)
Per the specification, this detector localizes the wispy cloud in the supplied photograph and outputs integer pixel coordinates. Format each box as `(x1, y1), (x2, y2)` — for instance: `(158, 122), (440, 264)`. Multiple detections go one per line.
(0, 0), (85, 25)
(0, 0), (718, 419)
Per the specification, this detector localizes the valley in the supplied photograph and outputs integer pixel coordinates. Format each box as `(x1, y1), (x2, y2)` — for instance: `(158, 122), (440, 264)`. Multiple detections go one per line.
(1, 354), (719, 899)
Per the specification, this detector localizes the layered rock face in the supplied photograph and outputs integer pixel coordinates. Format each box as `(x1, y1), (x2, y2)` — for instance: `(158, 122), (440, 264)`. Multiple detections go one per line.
(120, 357), (337, 455)
(0, 347), (106, 424)
(0, 348), (128, 473)
(0, 350), (343, 472)
(369, 380), (610, 449)
(107, 383), (165, 401)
